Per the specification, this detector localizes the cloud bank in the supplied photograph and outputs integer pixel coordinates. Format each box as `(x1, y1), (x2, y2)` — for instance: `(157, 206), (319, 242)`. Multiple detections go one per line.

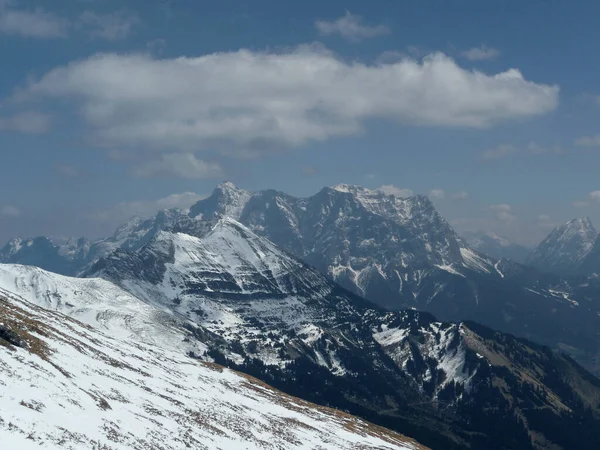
(22, 47), (559, 158)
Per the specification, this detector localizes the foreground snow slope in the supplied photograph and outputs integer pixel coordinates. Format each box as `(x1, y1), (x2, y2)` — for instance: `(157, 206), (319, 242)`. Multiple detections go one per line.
(0, 289), (425, 450)
(0, 264), (207, 356)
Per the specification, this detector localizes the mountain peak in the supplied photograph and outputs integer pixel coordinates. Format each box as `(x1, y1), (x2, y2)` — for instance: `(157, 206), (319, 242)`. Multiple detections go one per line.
(551, 217), (597, 244)
(565, 216), (595, 230)
(216, 180), (241, 191)
(527, 217), (598, 274)
(331, 183), (373, 194)
(210, 216), (253, 235)
(189, 182), (251, 220)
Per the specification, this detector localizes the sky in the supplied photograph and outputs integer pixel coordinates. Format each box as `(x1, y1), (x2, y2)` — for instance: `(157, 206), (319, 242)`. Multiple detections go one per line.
(1, 0), (600, 246)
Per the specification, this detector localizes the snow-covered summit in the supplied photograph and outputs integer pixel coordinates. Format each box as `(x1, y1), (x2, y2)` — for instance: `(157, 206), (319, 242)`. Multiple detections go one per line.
(527, 217), (597, 274)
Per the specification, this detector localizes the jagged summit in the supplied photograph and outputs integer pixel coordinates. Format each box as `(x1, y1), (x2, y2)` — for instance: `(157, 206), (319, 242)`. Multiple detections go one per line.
(527, 217), (597, 274)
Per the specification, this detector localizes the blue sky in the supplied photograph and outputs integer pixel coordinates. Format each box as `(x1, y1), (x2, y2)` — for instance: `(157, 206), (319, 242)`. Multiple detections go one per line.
(1, 0), (600, 245)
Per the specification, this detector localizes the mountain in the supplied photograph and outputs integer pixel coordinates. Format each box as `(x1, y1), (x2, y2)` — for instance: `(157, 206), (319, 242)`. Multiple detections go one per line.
(526, 217), (598, 275)
(84, 220), (600, 450)
(181, 184), (600, 375)
(6, 183), (600, 376)
(462, 231), (531, 263)
(578, 235), (600, 276)
(0, 209), (194, 277)
(0, 273), (423, 450)
(0, 236), (92, 276)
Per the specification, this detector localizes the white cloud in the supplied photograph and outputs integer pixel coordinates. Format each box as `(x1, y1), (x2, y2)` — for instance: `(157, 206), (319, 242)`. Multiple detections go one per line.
(132, 153), (223, 179)
(91, 192), (206, 223)
(78, 10), (139, 41)
(21, 48), (559, 156)
(0, 3), (69, 38)
(451, 190), (469, 200)
(480, 144), (517, 160)
(490, 203), (516, 222)
(0, 111), (51, 134)
(573, 191), (600, 208)
(590, 191), (600, 202)
(315, 12), (390, 42)
(1, 205), (22, 218)
(429, 189), (445, 200)
(364, 173), (376, 180)
(461, 45), (500, 61)
(378, 185), (413, 197)
(574, 135), (600, 147)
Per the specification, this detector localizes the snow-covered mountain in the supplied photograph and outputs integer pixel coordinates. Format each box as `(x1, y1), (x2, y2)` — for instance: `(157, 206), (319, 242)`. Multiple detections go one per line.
(526, 217), (598, 275)
(0, 277), (424, 450)
(461, 231), (531, 263)
(0, 236), (92, 276)
(6, 183), (600, 376)
(579, 235), (600, 275)
(82, 220), (600, 450)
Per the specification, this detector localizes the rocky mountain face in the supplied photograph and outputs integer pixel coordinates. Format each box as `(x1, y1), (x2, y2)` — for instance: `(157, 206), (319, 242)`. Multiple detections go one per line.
(0, 273), (424, 450)
(526, 217), (598, 275)
(81, 220), (600, 450)
(5, 183), (600, 377)
(462, 231), (531, 263)
(178, 184), (600, 377)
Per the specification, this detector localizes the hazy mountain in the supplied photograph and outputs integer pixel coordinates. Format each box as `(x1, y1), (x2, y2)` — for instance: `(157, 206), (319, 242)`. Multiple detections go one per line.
(462, 231), (531, 263)
(527, 217), (598, 275)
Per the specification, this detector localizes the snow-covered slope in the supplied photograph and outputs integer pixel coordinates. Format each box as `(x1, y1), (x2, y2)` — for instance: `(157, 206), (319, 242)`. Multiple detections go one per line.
(0, 289), (423, 450)
(527, 217), (598, 275)
(0, 264), (208, 355)
(88, 220), (600, 450)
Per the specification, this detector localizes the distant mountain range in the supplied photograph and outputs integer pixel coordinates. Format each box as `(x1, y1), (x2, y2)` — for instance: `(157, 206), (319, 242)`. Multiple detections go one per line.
(3, 183), (600, 448)
(4, 221), (600, 448)
(3, 183), (600, 375)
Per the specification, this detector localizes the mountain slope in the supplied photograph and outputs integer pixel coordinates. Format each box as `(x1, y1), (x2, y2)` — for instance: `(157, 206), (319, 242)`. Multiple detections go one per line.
(527, 217), (598, 275)
(86, 220), (600, 450)
(0, 287), (424, 450)
(182, 185), (600, 377)
(0, 264), (209, 356)
(462, 231), (531, 263)
(578, 235), (600, 276)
